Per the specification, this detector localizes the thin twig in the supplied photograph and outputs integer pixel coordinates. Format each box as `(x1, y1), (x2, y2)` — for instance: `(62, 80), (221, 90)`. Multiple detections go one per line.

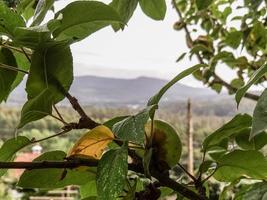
(31, 129), (72, 144)
(201, 167), (218, 184)
(178, 163), (197, 182)
(0, 63), (29, 74)
(0, 44), (23, 53)
(26, 110), (67, 125)
(53, 104), (67, 125)
(198, 151), (206, 180)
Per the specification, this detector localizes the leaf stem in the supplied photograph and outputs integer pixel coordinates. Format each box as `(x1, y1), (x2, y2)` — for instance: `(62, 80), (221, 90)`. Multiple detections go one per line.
(21, 47), (31, 62)
(201, 166), (218, 184)
(31, 129), (72, 144)
(53, 104), (68, 125)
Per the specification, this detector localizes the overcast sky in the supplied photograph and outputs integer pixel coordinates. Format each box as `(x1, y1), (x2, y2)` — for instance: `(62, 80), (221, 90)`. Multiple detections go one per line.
(53, 0), (234, 88)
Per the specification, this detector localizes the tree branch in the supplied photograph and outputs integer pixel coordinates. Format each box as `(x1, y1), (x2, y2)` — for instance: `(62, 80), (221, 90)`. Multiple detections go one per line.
(151, 170), (206, 200)
(0, 160), (142, 173)
(213, 73), (259, 101)
(0, 160), (204, 199)
(65, 92), (100, 129)
(172, 0), (259, 102)
(0, 160), (98, 169)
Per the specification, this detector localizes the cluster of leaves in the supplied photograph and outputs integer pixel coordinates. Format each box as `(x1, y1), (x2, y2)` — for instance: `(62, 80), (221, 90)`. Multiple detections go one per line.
(173, 0), (267, 198)
(0, 0), (266, 199)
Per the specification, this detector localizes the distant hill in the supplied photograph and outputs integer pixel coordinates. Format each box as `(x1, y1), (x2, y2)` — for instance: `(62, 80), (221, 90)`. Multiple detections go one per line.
(7, 75), (224, 106)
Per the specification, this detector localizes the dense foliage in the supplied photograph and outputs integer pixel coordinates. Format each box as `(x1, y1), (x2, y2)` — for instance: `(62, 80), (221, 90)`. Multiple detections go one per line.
(0, 0), (267, 199)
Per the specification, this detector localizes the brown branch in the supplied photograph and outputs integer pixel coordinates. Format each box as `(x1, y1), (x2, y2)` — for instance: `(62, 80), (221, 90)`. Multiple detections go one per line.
(0, 160), (203, 200)
(213, 74), (259, 101)
(172, 0), (259, 102)
(0, 160), (98, 169)
(65, 92), (100, 129)
(151, 170), (206, 200)
(0, 160), (141, 173)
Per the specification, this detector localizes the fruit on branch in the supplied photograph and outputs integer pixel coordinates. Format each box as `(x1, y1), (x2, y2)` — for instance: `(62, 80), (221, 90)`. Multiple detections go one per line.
(145, 120), (182, 169)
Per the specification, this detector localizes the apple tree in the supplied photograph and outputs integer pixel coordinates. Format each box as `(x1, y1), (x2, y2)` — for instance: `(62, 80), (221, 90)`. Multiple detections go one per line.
(0, 0), (266, 199)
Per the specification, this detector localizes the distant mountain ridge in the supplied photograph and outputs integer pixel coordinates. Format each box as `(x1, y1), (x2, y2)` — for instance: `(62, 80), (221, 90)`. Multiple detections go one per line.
(7, 75), (224, 105)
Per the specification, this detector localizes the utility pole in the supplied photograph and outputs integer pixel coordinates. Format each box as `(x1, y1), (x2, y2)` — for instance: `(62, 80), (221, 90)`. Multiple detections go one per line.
(186, 98), (194, 175)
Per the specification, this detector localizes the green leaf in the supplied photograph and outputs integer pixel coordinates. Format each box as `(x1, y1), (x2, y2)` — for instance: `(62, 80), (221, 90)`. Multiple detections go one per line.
(0, 47), (18, 103)
(0, 1), (25, 37)
(214, 150), (267, 182)
(199, 160), (214, 174)
(13, 25), (52, 49)
(9, 51), (30, 92)
(18, 89), (54, 129)
(112, 106), (156, 145)
(0, 136), (30, 177)
(235, 129), (267, 150)
(26, 42), (73, 102)
(251, 89), (267, 139)
(230, 78), (244, 89)
(250, 22), (267, 49)
(235, 64), (267, 107)
(225, 31), (242, 49)
(147, 64), (207, 106)
(96, 144), (128, 200)
(48, 1), (123, 42)
(203, 114), (252, 151)
(221, 7), (232, 23)
(234, 182), (267, 200)
(31, 0), (55, 26)
(103, 116), (130, 130)
(18, 151), (96, 188)
(17, 0), (35, 21)
(82, 197), (97, 200)
(211, 83), (222, 93)
(176, 52), (187, 63)
(159, 187), (174, 198)
(139, 0), (166, 20)
(196, 0), (213, 10)
(110, 0), (138, 31)
(210, 51), (236, 70)
(190, 44), (213, 54)
(80, 181), (97, 200)
(123, 178), (138, 200)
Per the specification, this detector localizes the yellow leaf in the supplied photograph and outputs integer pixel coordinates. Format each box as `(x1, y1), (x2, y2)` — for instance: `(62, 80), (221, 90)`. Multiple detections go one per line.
(68, 125), (114, 159)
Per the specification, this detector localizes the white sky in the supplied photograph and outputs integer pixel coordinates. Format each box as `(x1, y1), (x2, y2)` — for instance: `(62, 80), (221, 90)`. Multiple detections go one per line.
(53, 0), (234, 88)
